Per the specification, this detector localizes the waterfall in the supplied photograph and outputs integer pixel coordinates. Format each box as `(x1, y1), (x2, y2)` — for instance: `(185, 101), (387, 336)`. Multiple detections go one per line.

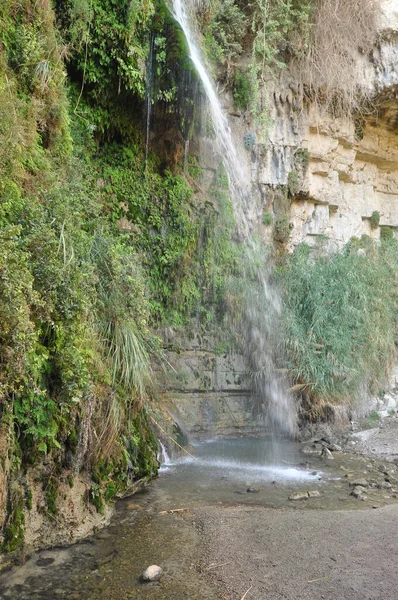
(170, 0), (297, 436)
(158, 441), (171, 466)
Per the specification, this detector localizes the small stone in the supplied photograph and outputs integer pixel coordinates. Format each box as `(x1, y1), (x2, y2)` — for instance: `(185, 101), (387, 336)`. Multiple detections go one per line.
(288, 492), (309, 501)
(141, 565), (163, 582)
(349, 479), (369, 488)
(377, 481), (392, 490)
(308, 491), (321, 498)
(351, 486), (367, 499)
(246, 487), (259, 493)
(302, 445), (321, 456)
(327, 443), (342, 452)
(321, 447), (334, 460)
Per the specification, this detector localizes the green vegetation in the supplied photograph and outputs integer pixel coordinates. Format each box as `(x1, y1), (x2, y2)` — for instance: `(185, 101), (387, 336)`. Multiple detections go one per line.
(370, 211), (381, 229)
(263, 211), (273, 226)
(2, 493), (24, 553)
(381, 226), (394, 241)
(0, 0), (246, 552)
(200, 0), (247, 75)
(232, 70), (251, 110)
(278, 239), (398, 411)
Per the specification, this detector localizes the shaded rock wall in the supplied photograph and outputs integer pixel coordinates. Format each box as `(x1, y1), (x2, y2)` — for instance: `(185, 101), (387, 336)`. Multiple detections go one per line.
(155, 332), (264, 440)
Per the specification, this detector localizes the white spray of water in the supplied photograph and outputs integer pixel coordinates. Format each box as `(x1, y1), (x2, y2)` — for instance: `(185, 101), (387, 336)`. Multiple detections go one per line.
(158, 441), (171, 466)
(170, 0), (297, 435)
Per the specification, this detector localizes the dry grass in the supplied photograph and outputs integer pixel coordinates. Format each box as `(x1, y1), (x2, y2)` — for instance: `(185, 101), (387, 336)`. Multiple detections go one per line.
(296, 0), (380, 115)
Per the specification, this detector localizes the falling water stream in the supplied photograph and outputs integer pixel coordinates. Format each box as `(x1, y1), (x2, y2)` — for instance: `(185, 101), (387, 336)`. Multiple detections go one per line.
(171, 0), (296, 435)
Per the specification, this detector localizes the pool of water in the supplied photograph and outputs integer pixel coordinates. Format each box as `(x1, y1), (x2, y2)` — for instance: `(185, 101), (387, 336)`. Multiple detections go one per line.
(1, 437), (396, 599)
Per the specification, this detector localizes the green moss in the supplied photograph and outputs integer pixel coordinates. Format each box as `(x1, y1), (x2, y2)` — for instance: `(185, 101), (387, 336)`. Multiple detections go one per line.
(44, 477), (59, 516)
(2, 493), (25, 553)
(104, 482), (117, 502)
(25, 488), (33, 511)
(67, 428), (79, 454)
(89, 483), (104, 514)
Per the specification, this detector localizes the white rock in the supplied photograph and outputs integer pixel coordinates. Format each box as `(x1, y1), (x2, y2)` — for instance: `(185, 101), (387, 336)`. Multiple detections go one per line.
(308, 491), (321, 498)
(349, 428), (379, 443)
(141, 565), (163, 582)
(288, 492), (309, 501)
(321, 447), (334, 460)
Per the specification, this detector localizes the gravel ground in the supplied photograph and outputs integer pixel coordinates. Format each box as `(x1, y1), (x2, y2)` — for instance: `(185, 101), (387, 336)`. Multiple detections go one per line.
(348, 417), (398, 462)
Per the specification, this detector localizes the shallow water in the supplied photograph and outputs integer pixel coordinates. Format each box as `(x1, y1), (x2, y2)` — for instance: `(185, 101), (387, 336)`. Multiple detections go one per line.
(1, 437), (397, 599)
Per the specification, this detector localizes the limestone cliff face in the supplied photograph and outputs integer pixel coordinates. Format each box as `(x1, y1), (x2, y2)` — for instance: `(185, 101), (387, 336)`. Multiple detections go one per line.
(258, 0), (398, 250)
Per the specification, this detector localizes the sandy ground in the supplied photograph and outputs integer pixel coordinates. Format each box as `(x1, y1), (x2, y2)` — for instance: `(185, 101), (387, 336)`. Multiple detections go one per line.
(192, 502), (398, 600)
(192, 418), (398, 600)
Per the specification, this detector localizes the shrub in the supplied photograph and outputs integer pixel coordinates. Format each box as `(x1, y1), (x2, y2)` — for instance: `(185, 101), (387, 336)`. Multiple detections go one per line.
(278, 240), (398, 405)
(381, 226), (394, 241)
(232, 70), (251, 110)
(370, 211), (380, 229)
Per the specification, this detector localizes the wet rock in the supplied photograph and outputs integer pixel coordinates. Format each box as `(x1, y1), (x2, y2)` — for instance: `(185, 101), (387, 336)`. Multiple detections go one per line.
(377, 481), (392, 490)
(327, 443), (342, 452)
(321, 447), (334, 460)
(141, 565), (163, 582)
(289, 492), (309, 501)
(302, 445), (322, 456)
(308, 491), (321, 498)
(351, 486), (367, 499)
(36, 557), (55, 567)
(349, 479), (369, 488)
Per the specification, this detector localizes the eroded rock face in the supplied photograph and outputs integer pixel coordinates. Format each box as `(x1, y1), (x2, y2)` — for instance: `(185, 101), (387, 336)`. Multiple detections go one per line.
(257, 0), (398, 250)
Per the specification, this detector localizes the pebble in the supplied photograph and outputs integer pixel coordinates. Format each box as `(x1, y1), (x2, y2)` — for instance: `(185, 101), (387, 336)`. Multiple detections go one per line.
(349, 479), (369, 488)
(288, 491), (320, 501)
(141, 565), (163, 582)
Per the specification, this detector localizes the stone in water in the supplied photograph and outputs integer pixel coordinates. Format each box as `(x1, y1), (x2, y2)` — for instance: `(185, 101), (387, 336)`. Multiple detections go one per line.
(141, 565), (163, 582)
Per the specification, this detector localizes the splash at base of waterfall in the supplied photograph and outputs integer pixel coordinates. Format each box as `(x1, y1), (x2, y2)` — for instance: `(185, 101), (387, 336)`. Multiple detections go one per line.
(159, 437), (322, 484)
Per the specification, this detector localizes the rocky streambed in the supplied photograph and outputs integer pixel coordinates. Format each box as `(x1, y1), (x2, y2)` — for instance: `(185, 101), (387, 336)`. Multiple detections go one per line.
(2, 421), (398, 599)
